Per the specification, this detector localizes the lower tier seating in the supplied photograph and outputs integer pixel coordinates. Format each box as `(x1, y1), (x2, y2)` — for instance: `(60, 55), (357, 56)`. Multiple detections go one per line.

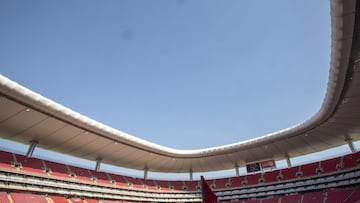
(10, 192), (49, 203)
(0, 191), (11, 203)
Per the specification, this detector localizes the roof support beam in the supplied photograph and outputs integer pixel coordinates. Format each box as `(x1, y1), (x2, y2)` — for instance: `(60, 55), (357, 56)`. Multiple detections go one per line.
(345, 134), (357, 153)
(285, 154), (292, 167)
(235, 163), (240, 176)
(144, 167), (148, 179)
(95, 157), (102, 171)
(26, 140), (38, 158)
(189, 169), (193, 181)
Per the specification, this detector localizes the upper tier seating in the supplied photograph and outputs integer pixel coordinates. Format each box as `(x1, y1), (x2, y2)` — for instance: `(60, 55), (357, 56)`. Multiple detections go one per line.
(44, 160), (71, 179)
(15, 153), (46, 175)
(155, 180), (170, 191)
(154, 179), (171, 191)
(342, 151), (360, 170)
(320, 156), (342, 174)
(124, 176), (144, 189)
(184, 180), (200, 191)
(229, 175), (246, 188)
(263, 170), (281, 184)
(300, 162), (320, 177)
(0, 151), (15, 170)
(280, 166), (300, 181)
(108, 173), (129, 187)
(91, 170), (112, 185)
(141, 178), (158, 190)
(214, 177), (230, 189)
(169, 180), (185, 190)
(68, 165), (93, 182)
(245, 173), (262, 185)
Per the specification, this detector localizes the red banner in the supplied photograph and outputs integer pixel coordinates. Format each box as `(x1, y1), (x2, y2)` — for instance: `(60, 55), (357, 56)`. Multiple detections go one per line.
(201, 176), (217, 203)
(260, 160), (276, 169)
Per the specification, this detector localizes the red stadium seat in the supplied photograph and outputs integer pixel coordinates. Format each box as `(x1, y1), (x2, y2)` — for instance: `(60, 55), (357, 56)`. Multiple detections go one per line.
(344, 188), (360, 203)
(320, 156), (341, 174)
(184, 180), (200, 191)
(108, 173), (129, 187)
(141, 178), (158, 190)
(10, 193), (48, 203)
(243, 199), (260, 203)
(281, 194), (302, 203)
(342, 151), (360, 170)
(261, 196), (279, 203)
(68, 165), (93, 182)
(325, 188), (353, 203)
(246, 173), (262, 185)
(169, 180), (185, 190)
(302, 191), (324, 203)
(69, 197), (87, 202)
(300, 162), (320, 177)
(0, 150), (15, 170)
(124, 176), (144, 189)
(154, 179), (171, 190)
(263, 170), (281, 184)
(214, 177), (231, 189)
(230, 175), (246, 188)
(91, 170), (113, 185)
(0, 192), (11, 203)
(281, 166), (300, 181)
(50, 196), (69, 203)
(44, 160), (71, 179)
(15, 153), (46, 175)
(84, 199), (99, 203)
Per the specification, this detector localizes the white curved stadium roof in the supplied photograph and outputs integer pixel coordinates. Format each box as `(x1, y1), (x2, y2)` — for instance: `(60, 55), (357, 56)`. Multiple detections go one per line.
(0, 0), (359, 173)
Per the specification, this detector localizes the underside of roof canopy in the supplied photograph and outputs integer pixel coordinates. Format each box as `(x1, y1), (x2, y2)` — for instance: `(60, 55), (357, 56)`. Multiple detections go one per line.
(0, 0), (360, 173)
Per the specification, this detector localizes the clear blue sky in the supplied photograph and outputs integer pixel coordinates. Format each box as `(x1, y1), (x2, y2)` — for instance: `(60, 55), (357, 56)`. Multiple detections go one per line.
(1, 0), (352, 179)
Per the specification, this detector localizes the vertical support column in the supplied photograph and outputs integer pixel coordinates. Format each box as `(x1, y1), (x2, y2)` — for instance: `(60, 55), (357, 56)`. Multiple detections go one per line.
(235, 163), (240, 176)
(189, 169), (193, 181)
(95, 157), (102, 171)
(285, 154), (292, 167)
(144, 167), (148, 180)
(345, 134), (357, 153)
(26, 140), (38, 158)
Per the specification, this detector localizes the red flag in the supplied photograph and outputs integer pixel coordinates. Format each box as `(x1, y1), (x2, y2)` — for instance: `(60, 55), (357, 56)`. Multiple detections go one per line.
(201, 176), (217, 203)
